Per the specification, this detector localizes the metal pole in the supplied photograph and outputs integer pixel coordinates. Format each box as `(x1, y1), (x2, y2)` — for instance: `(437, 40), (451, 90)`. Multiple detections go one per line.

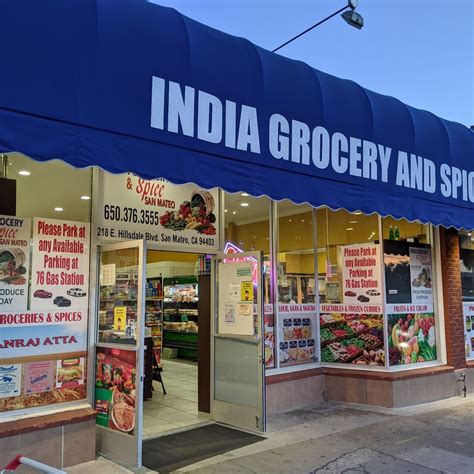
(272, 5), (349, 53)
(1, 154), (7, 178)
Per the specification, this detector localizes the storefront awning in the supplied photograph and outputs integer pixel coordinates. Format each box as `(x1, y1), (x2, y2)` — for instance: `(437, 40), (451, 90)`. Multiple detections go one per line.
(0, 0), (472, 229)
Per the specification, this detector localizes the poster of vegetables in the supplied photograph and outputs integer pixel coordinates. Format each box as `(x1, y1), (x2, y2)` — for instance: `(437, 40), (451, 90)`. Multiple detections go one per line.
(95, 347), (136, 435)
(95, 171), (219, 251)
(387, 313), (436, 365)
(320, 310), (384, 365)
(0, 215), (30, 311)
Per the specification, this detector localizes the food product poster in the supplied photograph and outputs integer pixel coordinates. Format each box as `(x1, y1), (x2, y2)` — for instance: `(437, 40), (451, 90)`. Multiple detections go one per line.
(0, 215), (31, 311)
(463, 303), (474, 360)
(0, 364), (21, 398)
(95, 171), (219, 251)
(387, 313), (436, 365)
(240, 281), (253, 302)
(56, 357), (85, 388)
(0, 317), (88, 359)
(30, 218), (90, 311)
(278, 304), (317, 367)
(113, 306), (127, 332)
(218, 261), (255, 335)
(24, 361), (54, 394)
(341, 244), (383, 306)
(320, 305), (384, 365)
(264, 313), (275, 368)
(409, 248), (433, 304)
(95, 347), (136, 435)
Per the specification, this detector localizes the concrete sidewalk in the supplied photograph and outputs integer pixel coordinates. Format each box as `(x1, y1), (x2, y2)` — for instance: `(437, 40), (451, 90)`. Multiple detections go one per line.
(68, 395), (474, 473)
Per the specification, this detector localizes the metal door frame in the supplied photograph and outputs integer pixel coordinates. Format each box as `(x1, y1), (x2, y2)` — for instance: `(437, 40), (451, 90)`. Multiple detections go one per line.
(210, 251), (266, 432)
(95, 239), (147, 468)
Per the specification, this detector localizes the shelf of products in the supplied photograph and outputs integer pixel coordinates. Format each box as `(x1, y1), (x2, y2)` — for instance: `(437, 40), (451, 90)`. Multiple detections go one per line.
(162, 276), (199, 359)
(146, 277), (163, 359)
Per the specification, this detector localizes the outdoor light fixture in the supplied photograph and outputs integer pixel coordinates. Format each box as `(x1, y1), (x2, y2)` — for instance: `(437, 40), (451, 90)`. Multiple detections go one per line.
(272, 0), (364, 53)
(341, 9), (364, 29)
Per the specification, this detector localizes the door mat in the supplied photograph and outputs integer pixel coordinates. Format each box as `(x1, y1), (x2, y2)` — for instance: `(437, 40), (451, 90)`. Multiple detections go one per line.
(142, 423), (264, 473)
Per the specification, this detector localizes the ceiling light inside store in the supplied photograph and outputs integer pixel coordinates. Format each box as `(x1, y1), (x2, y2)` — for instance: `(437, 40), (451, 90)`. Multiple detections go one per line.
(241, 193), (249, 197)
(224, 209), (228, 212)
(346, 227), (354, 231)
(241, 202), (249, 207)
(18, 170), (30, 176)
(54, 207), (63, 212)
(81, 195), (91, 200)
(232, 211), (236, 214)
(353, 211), (362, 215)
(350, 220), (358, 224)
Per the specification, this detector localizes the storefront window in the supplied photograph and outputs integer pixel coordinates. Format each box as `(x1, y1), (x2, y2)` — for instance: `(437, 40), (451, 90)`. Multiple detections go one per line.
(0, 153), (92, 414)
(383, 217), (437, 367)
(318, 208), (384, 366)
(460, 230), (474, 360)
(277, 201), (317, 367)
(223, 192), (274, 367)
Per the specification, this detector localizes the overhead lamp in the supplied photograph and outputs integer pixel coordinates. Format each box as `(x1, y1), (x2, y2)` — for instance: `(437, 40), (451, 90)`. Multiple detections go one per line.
(18, 170), (30, 176)
(341, 9), (364, 29)
(54, 207), (63, 212)
(346, 227), (354, 231)
(353, 211), (362, 215)
(350, 220), (358, 224)
(232, 211), (236, 215)
(241, 202), (249, 207)
(241, 193), (249, 197)
(224, 209), (228, 213)
(81, 195), (91, 200)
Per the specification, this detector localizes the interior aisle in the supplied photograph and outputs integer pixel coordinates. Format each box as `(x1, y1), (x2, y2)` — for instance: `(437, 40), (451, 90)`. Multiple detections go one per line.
(143, 359), (211, 439)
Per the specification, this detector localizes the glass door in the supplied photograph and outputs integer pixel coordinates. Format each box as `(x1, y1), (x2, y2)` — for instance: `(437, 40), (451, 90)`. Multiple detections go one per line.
(95, 240), (146, 467)
(211, 251), (266, 432)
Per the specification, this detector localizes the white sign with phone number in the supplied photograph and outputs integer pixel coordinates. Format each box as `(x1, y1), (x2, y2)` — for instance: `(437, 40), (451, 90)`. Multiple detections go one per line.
(94, 171), (220, 251)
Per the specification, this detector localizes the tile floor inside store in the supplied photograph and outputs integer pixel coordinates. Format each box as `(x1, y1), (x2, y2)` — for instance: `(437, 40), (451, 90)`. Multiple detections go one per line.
(143, 359), (210, 439)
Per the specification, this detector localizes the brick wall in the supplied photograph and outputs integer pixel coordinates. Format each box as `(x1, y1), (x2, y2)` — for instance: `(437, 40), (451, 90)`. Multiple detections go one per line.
(439, 227), (466, 369)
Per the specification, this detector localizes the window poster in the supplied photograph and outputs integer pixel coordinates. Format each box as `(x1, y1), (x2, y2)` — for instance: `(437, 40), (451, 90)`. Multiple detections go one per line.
(463, 303), (474, 360)
(94, 171), (219, 252)
(95, 347), (136, 436)
(278, 304), (317, 367)
(218, 261), (255, 336)
(0, 365), (22, 399)
(0, 215), (31, 311)
(341, 243), (383, 306)
(384, 240), (436, 366)
(24, 361), (54, 395)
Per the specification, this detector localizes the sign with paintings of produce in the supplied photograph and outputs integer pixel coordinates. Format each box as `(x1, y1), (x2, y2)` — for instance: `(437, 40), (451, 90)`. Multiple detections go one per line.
(56, 358), (85, 388)
(0, 364), (21, 398)
(278, 304), (317, 367)
(218, 261), (256, 336)
(409, 247), (433, 304)
(0, 215), (30, 311)
(95, 171), (219, 251)
(384, 241), (433, 311)
(24, 361), (54, 394)
(387, 313), (436, 365)
(463, 303), (474, 360)
(320, 312), (384, 365)
(95, 347), (136, 436)
(341, 244), (383, 306)
(30, 218), (90, 311)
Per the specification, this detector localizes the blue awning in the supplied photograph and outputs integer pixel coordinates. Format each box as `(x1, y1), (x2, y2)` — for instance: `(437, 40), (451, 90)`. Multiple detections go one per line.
(0, 0), (472, 229)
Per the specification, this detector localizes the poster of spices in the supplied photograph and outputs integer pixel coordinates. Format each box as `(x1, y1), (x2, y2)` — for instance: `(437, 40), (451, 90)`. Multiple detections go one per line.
(30, 218), (90, 310)
(341, 243), (383, 306)
(24, 361), (54, 394)
(95, 347), (136, 435)
(0, 215), (31, 311)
